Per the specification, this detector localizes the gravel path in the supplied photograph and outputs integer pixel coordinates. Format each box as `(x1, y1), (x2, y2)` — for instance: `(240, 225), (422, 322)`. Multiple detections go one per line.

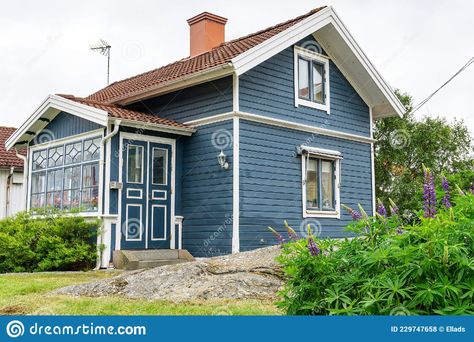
(52, 246), (284, 302)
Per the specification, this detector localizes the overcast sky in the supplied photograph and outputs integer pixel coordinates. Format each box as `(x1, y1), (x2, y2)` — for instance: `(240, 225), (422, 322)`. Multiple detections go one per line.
(1, 0), (473, 134)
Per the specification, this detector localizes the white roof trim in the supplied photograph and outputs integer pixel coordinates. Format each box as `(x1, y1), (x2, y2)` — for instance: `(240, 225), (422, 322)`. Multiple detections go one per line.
(5, 94), (108, 150)
(231, 6), (405, 119)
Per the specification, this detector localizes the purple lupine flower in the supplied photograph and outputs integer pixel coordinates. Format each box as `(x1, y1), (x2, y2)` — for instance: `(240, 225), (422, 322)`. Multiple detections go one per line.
(342, 204), (363, 221)
(268, 227), (285, 245)
(377, 199), (387, 217)
(423, 167), (437, 218)
(307, 236), (320, 256)
(388, 198), (399, 216)
(396, 227), (405, 235)
(441, 176), (451, 208)
(284, 221), (298, 241)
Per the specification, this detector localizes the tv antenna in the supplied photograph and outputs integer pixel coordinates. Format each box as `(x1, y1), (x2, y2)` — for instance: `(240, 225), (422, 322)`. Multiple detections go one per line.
(90, 39), (111, 84)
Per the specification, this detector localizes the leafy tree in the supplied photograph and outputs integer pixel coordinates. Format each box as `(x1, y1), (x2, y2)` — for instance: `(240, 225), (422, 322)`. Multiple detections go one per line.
(373, 90), (473, 212)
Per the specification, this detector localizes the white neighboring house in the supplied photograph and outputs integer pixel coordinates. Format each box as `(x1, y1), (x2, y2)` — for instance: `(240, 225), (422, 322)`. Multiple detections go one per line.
(0, 127), (25, 219)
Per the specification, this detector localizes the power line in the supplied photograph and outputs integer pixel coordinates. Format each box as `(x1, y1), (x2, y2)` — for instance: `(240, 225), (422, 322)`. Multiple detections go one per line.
(411, 56), (474, 115)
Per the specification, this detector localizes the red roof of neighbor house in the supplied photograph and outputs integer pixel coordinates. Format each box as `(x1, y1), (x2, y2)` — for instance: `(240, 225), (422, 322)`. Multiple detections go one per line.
(87, 7), (326, 104)
(57, 94), (192, 130)
(0, 127), (24, 168)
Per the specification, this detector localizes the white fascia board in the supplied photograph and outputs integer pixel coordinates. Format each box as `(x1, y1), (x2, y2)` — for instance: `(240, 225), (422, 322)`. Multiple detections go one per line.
(231, 6), (404, 119)
(5, 95), (108, 150)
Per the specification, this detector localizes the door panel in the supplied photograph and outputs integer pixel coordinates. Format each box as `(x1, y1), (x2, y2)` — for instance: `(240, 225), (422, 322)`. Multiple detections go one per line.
(120, 138), (172, 250)
(147, 142), (172, 249)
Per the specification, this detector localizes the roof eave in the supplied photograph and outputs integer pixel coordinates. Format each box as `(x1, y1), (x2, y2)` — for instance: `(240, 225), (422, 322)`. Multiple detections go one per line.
(113, 63), (234, 106)
(5, 95), (108, 151)
(111, 118), (196, 136)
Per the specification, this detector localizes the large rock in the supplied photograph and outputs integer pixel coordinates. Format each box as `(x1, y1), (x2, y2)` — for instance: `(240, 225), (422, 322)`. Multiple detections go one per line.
(53, 246), (284, 302)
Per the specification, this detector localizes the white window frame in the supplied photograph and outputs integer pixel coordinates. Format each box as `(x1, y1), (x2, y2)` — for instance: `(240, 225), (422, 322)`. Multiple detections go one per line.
(294, 45), (330, 114)
(301, 149), (341, 219)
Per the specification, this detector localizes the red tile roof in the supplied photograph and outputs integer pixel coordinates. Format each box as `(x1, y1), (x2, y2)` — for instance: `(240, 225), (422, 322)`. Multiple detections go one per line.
(87, 7), (326, 104)
(0, 127), (24, 168)
(57, 95), (192, 130)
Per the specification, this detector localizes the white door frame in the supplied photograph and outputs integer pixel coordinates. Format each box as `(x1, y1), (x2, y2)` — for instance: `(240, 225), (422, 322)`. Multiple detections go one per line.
(117, 132), (176, 250)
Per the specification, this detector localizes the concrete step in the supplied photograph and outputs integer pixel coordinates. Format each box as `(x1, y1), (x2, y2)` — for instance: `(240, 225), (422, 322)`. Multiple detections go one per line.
(113, 249), (195, 270)
(137, 259), (189, 269)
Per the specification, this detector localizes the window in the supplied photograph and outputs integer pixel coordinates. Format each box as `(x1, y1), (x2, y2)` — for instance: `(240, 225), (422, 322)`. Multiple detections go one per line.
(294, 46), (330, 113)
(127, 145), (143, 184)
(152, 148), (167, 185)
(29, 135), (101, 212)
(302, 150), (341, 218)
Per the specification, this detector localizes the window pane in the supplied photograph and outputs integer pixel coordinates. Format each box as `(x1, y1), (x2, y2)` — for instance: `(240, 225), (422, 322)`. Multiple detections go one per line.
(31, 172), (46, 194)
(306, 159), (319, 209)
(152, 148), (167, 185)
(298, 58), (310, 100)
(313, 63), (324, 104)
(81, 187), (99, 211)
(127, 145), (143, 183)
(321, 160), (334, 209)
(31, 194), (45, 209)
(32, 150), (47, 170)
(63, 190), (80, 210)
(48, 146), (64, 167)
(82, 163), (99, 188)
(65, 142), (82, 164)
(46, 191), (62, 209)
(84, 137), (100, 161)
(47, 169), (63, 191)
(64, 166), (81, 190)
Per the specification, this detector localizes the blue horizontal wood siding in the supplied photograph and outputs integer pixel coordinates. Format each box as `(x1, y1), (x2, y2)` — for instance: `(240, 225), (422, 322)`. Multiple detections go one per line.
(31, 112), (102, 145)
(180, 121), (233, 257)
(239, 120), (373, 252)
(127, 76), (233, 123)
(239, 36), (371, 137)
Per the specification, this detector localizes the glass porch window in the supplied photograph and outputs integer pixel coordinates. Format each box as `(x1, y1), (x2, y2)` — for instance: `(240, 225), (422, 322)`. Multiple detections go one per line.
(29, 135), (101, 212)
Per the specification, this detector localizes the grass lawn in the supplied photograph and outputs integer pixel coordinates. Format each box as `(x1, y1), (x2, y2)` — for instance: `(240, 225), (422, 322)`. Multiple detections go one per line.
(0, 271), (281, 315)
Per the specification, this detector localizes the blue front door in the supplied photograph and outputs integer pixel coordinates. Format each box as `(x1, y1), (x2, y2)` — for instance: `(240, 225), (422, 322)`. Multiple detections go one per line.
(121, 138), (172, 249)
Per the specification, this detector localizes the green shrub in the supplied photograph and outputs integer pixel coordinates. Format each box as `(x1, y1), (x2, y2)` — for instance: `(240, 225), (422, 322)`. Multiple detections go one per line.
(275, 193), (474, 315)
(0, 211), (100, 273)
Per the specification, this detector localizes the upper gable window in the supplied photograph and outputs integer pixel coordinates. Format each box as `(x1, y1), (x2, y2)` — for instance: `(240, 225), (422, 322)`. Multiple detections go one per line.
(294, 46), (330, 113)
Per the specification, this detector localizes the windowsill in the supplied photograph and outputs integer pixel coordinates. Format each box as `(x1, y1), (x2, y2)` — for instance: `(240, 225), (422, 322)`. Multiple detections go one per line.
(304, 210), (340, 219)
(295, 99), (330, 114)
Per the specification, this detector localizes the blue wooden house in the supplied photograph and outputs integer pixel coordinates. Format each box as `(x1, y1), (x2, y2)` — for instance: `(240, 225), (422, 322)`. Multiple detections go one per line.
(5, 6), (404, 267)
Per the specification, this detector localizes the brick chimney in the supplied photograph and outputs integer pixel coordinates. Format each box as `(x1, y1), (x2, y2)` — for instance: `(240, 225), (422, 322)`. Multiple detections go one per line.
(187, 12), (227, 57)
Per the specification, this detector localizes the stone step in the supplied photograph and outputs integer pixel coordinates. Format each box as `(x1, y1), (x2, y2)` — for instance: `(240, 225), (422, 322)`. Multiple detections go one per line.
(137, 259), (189, 269)
(130, 249), (179, 260)
(113, 249), (195, 270)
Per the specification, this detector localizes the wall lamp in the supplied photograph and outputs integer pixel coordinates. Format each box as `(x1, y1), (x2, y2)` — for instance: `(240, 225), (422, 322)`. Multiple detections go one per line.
(218, 150), (229, 170)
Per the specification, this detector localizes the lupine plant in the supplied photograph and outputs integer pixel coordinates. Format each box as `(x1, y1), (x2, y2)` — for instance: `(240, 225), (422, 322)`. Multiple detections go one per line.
(275, 173), (474, 315)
